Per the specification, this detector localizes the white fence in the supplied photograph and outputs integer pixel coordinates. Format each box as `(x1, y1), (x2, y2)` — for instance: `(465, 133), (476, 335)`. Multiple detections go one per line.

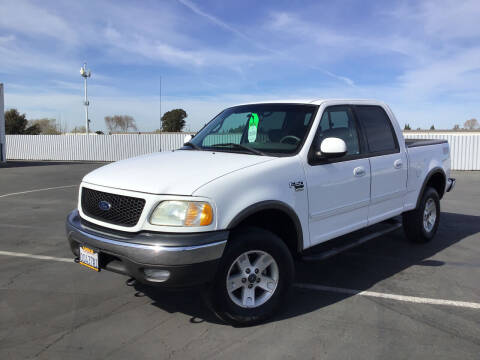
(404, 132), (480, 171)
(5, 134), (188, 162)
(5, 132), (480, 170)
(0, 84), (5, 163)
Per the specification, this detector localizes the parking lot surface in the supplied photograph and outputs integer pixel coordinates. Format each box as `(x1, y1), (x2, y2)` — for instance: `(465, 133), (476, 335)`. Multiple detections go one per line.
(1, 161), (479, 359)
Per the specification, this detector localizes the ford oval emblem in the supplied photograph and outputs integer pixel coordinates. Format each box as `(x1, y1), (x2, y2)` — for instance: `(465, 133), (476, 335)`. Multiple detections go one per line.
(98, 200), (112, 211)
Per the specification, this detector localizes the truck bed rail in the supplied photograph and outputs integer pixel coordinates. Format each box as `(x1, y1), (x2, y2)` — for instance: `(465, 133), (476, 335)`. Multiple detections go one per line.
(405, 139), (447, 148)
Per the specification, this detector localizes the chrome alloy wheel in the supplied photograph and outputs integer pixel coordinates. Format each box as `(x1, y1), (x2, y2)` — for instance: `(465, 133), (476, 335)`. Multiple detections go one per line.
(423, 198), (437, 233)
(226, 250), (279, 308)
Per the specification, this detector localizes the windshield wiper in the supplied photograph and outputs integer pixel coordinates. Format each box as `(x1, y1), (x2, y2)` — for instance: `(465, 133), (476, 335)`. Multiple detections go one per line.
(184, 142), (202, 150)
(210, 143), (266, 156)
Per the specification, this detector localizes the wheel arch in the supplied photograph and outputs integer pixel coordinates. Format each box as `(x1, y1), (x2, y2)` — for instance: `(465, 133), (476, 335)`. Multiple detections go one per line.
(416, 167), (446, 209)
(227, 200), (304, 255)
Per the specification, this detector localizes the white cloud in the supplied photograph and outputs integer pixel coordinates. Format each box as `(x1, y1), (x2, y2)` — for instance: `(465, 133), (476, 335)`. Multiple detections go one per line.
(102, 24), (268, 70)
(177, 0), (280, 54)
(268, 12), (353, 47)
(399, 48), (480, 95)
(0, 0), (77, 43)
(177, 0), (249, 41)
(0, 40), (76, 76)
(379, 1), (480, 104)
(1, 0), (479, 132)
(322, 70), (355, 87)
(398, 0), (480, 40)
(266, 4), (480, 104)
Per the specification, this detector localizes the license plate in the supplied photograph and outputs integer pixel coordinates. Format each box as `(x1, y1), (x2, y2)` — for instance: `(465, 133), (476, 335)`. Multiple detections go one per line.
(79, 246), (99, 271)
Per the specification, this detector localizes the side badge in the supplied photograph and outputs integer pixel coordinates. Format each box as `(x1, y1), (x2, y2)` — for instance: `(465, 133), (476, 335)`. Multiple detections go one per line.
(289, 181), (304, 191)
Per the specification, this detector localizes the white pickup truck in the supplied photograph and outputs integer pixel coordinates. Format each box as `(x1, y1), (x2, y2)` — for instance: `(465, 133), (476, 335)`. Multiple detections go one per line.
(66, 99), (455, 325)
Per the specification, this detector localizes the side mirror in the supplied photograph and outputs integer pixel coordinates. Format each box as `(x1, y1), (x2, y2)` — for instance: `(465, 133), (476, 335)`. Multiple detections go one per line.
(183, 134), (193, 144)
(316, 137), (347, 158)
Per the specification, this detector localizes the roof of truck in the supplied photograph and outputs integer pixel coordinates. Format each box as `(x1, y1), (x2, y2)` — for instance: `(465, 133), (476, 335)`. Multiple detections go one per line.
(234, 98), (385, 106)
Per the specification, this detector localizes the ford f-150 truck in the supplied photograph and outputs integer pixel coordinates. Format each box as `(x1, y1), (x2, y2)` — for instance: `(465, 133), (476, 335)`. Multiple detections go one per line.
(66, 99), (455, 325)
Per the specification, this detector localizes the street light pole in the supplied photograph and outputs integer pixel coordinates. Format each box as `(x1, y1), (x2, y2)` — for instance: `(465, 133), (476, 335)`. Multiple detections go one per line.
(80, 63), (91, 134)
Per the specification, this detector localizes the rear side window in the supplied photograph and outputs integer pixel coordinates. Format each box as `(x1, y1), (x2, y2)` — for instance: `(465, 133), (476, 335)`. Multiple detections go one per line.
(355, 106), (398, 153)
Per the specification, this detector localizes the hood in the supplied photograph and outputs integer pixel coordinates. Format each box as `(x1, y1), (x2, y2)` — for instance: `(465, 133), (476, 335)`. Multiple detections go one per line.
(82, 150), (274, 195)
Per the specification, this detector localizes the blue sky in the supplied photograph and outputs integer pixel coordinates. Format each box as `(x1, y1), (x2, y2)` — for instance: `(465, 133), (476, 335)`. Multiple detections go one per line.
(1, 0), (479, 131)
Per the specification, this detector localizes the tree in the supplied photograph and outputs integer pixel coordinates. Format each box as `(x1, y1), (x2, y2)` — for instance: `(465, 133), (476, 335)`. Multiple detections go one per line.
(71, 126), (86, 133)
(404, 124), (411, 130)
(161, 109), (187, 132)
(453, 124), (460, 130)
(464, 118), (479, 130)
(5, 109), (41, 134)
(430, 125), (435, 130)
(24, 124), (41, 134)
(104, 115), (138, 132)
(29, 118), (61, 134)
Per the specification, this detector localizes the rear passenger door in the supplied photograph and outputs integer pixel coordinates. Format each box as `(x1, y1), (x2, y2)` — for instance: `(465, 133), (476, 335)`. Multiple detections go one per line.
(353, 105), (407, 224)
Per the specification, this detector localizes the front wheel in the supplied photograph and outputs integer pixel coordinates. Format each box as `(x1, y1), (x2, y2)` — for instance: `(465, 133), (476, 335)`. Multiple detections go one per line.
(210, 227), (294, 326)
(403, 187), (440, 243)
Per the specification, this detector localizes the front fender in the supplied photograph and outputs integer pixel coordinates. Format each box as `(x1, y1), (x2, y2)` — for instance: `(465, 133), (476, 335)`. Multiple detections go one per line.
(227, 200), (304, 252)
(193, 156), (310, 250)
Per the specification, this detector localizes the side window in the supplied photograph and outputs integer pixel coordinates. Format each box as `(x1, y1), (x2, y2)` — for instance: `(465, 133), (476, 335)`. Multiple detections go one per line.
(355, 106), (398, 153)
(315, 106), (360, 156)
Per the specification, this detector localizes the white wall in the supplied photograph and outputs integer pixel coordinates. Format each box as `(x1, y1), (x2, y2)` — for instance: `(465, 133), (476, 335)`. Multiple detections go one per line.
(0, 84), (6, 163)
(404, 132), (480, 171)
(6, 134), (186, 162)
(5, 131), (480, 170)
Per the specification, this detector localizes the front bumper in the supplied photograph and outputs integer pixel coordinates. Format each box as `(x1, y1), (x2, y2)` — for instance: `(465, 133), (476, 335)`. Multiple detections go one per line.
(446, 178), (456, 192)
(66, 210), (228, 287)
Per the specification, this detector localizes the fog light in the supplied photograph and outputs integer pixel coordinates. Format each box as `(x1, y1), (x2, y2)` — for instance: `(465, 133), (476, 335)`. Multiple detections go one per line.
(144, 269), (170, 282)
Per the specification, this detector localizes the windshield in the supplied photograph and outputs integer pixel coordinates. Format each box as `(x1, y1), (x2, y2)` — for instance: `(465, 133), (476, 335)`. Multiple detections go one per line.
(185, 104), (318, 156)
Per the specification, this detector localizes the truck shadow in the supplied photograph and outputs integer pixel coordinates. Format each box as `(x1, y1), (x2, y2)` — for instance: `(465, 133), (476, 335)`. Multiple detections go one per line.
(134, 211), (480, 326)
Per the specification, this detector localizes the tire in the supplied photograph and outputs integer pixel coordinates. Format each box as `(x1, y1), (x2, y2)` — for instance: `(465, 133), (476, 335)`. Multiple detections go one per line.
(210, 227), (294, 326)
(402, 187), (440, 243)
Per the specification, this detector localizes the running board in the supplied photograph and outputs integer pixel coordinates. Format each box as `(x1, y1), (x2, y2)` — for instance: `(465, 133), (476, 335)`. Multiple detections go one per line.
(301, 219), (402, 262)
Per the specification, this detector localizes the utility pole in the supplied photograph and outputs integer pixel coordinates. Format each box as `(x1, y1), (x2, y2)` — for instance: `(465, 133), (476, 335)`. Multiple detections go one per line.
(159, 76), (162, 131)
(80, 63), (91, 134)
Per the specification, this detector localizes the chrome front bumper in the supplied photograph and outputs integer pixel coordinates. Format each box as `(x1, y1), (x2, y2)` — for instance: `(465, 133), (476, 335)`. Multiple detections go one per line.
(66, 210), (228, 285)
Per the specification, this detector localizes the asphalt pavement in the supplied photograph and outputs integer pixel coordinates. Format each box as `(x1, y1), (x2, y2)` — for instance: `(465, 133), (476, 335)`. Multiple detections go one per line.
(0, 161), (479, 359)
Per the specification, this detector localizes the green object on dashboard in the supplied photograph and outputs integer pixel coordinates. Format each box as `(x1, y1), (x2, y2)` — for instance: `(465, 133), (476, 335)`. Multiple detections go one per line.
(248, 113), (259, 142)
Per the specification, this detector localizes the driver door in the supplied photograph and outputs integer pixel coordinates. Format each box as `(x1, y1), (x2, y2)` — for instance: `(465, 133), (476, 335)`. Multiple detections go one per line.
(304, 105), (371, 246)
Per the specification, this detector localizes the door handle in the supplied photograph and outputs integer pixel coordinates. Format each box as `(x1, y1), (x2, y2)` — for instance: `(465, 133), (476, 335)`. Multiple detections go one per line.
(394, 159), (403, 169)
(353, 166), (366, 177)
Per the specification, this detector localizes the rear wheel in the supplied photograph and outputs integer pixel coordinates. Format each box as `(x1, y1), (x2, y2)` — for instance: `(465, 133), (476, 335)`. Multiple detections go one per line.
(403, 187), (440, 243)
(210, 227), (294, 326)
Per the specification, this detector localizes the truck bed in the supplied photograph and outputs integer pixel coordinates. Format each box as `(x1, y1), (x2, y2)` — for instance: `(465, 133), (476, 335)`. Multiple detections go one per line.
(405, 138), (447, 148)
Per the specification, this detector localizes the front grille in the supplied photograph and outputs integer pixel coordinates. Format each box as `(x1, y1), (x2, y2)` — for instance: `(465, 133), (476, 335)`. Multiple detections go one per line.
(81, 187), (146, 227)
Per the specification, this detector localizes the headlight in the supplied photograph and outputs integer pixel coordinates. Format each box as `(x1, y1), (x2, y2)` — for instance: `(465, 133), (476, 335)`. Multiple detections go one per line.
(149, 201), (213, 227)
